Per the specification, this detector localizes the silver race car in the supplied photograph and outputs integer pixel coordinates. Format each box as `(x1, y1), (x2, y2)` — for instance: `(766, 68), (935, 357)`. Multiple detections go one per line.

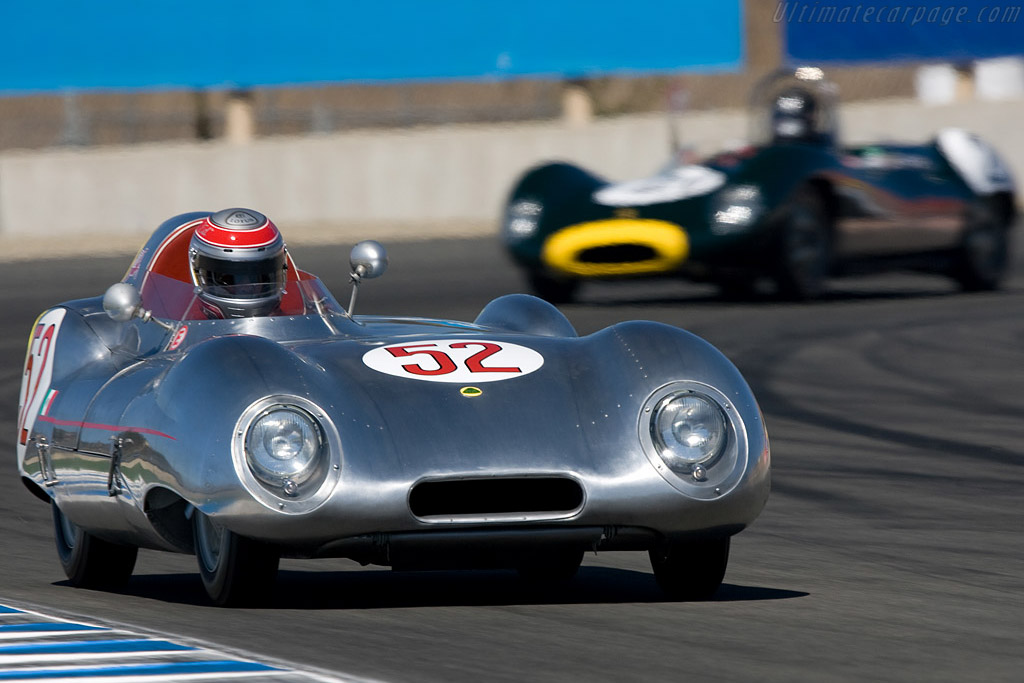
(16, 210), (770, 605)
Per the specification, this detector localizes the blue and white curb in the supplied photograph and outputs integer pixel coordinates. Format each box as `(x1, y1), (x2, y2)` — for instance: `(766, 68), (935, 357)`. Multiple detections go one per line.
(0, 603), (368, 682)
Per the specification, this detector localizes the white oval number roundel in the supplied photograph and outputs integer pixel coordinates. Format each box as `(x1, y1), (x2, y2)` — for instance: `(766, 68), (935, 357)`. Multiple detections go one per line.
(362, 340), (543, 383)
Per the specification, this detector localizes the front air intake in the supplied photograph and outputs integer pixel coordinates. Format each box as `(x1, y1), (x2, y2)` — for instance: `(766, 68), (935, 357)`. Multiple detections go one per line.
(410, 477), (584, 519)
(578, 244), (658, 264)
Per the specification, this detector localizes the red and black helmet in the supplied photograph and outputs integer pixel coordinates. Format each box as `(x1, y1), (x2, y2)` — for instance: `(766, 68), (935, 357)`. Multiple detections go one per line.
(189, 208), (287, 318)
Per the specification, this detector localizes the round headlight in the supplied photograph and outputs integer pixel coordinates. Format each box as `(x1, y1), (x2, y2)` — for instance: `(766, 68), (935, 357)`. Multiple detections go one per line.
(651, 392), (728, 471)
(245, 407), (325, 493)
(712, 184), (763, 234)
(505, 198), (543, 240)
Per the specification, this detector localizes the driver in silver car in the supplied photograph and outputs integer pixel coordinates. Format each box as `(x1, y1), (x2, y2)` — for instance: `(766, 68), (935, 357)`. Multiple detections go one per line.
(189, 208), (289, 318)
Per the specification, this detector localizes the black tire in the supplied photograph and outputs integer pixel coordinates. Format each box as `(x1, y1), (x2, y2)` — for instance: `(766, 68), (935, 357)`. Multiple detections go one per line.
(649, 537), (730, 601)
(954, 198), (1011, 292)
(193, 509), (279, 607)
(527, 272), (579, 304)
(774, 187), (832, 300)
(53, 503), (137, 590)
(517, 548), (584, 583)
(716, 274), (759, 301)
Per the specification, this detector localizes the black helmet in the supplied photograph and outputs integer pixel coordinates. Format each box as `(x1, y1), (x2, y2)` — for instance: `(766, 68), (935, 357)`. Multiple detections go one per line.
(771, 87), (819, 142)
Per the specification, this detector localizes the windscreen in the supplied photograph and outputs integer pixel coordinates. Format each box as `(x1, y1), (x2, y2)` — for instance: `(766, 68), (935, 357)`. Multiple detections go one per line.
(137, 272), (346, 322)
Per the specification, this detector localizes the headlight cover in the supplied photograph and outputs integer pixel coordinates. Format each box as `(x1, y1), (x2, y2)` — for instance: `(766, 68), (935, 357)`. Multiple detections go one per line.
(246, 407), (324, 490)
(711, 184), (763, 235)
(504, 198), (543, 241)
(651, 392), (728, 471)
(233, 396), (341, 513)
(639, 382), (750, 498)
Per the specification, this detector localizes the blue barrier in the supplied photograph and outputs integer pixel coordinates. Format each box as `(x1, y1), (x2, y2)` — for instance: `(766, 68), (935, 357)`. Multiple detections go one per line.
(780, 0), (1022, 63)
(3, 0), (741, 93)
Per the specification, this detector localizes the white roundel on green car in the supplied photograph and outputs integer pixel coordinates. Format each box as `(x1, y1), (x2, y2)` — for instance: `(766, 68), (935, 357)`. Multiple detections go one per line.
(362, 340), (544, 383)
(593, 164), (727, 206)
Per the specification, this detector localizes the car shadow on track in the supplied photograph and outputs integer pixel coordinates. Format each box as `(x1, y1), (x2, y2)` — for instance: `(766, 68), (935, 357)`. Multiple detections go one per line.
(571, 285), (975, 309)
(68, 567), (807, 609)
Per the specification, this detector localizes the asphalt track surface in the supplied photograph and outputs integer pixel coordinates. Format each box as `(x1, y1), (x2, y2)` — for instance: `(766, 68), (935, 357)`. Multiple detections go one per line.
(1, 235), (1022, 682)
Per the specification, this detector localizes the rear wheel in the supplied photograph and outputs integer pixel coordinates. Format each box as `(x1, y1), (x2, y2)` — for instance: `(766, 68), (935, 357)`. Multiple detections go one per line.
(649, 537), (730, 601)
(193, 509), (279, 606)
(954, 198), (1011, 291)
(527, 272), (579, 304)
(52, 503), (137, 590)
(774, 187), (832, 300)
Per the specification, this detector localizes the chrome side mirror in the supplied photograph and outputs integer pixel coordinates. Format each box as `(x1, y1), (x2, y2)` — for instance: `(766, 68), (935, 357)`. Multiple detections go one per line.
(349, 240), (388, 280)
(347, 241), (388, 316)
(103, 283), (142, 322)
(103, 283), (174, 331)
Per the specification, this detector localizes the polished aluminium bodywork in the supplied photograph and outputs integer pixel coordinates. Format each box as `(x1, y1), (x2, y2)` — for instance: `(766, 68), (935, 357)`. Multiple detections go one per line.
(17, 212), (769, 593)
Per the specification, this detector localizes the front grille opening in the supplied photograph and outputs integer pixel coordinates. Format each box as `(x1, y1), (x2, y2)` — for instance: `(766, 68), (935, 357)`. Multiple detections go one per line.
(410, 477), (584, 518)
(578, 244), (657, 264)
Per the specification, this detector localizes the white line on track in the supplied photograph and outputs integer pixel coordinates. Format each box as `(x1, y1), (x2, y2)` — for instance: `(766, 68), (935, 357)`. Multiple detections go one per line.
(0, 630), (111, 641)
(0, 599), (387, 683)
(0, 651), (199, 665)
(0, 672), (289, 683)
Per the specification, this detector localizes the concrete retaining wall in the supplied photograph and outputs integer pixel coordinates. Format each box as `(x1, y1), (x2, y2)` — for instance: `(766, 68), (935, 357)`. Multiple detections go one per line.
(1, 97), (1021, 255)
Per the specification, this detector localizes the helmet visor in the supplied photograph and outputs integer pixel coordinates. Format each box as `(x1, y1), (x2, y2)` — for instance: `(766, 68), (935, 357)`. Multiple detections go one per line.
(193, 253), (286, 300)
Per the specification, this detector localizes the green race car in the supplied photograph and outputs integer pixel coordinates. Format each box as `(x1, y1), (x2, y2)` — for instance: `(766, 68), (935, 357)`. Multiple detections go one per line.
(502, 68), (1017, 302)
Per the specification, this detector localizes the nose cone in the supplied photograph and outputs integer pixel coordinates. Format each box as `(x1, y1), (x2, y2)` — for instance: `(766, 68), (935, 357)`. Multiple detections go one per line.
(296, 334), (642, 481)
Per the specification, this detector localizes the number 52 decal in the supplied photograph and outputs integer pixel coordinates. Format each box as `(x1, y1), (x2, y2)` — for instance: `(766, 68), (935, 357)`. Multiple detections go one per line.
(16, 308), (66, 466)
(362, 340), (543, 383)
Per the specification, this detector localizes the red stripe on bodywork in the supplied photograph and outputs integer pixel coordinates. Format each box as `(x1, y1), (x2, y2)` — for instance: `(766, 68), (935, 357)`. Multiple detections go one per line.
(37, 415), (176, 440)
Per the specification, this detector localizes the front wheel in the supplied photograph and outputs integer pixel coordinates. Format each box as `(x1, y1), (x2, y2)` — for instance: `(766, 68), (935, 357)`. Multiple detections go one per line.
(954, 198), (1011, 291)
(53, 503), (137, 590)
(715, 273), (759, 301)
(193, 509), (279, 606)
(774, 187), (832, 300)
(527, 272), (579, 304)
(649, 537), (730, 601)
